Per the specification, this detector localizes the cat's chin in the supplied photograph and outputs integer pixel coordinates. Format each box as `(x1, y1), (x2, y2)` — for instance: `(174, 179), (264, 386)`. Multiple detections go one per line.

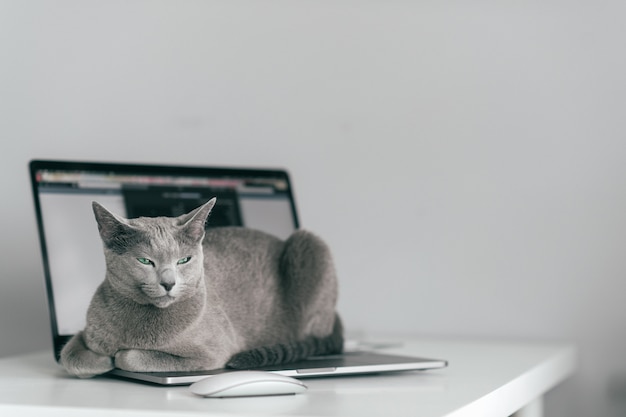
(150, 295), (177, 308)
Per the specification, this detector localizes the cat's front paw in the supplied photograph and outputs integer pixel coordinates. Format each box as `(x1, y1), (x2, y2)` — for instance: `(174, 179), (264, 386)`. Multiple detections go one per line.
(115, 349), (219, 372)
(60, 333), (114, 378)
(115, 349), (176, 372)
(115, 349), (150, 372)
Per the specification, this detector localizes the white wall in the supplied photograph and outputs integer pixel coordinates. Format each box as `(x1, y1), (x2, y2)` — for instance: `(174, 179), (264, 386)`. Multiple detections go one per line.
(2, 1), (625, 415)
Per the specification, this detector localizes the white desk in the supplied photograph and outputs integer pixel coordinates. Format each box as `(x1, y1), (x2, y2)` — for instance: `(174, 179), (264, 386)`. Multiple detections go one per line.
(0, 338), (576, 417)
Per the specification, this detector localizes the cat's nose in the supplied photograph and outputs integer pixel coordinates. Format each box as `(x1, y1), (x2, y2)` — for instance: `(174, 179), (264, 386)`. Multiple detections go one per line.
(159, 269), (176, 292)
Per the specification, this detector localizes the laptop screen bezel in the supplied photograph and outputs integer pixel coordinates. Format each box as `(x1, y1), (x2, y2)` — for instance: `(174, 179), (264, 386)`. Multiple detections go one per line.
(29, 159), (300, 361)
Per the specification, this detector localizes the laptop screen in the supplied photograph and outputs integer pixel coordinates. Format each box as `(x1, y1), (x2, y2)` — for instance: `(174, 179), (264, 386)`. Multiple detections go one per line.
(29, 160), (299, 356)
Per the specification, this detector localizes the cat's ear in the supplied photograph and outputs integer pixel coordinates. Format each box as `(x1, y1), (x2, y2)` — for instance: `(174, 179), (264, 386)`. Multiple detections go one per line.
(92, 202), (138, 253)
(178, 198), (216, 243)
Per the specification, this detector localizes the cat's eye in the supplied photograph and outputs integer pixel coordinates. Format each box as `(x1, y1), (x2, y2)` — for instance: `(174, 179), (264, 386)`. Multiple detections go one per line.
(137, 257), (154, 266)
(177, 256), (192, 265)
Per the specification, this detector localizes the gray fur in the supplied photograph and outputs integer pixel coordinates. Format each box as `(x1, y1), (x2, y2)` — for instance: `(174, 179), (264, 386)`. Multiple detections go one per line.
(59, 198), (342, 378)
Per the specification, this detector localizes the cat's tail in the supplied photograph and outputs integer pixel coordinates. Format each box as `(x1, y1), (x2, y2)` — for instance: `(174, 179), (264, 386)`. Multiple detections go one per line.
(226, 314), (344, 369)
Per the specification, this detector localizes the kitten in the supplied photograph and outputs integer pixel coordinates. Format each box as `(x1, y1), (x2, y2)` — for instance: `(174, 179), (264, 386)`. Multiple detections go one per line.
(60, 198), (343, 378)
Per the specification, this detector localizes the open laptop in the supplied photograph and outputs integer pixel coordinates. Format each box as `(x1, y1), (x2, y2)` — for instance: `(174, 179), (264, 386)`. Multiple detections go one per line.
(29, 159), (447, 385)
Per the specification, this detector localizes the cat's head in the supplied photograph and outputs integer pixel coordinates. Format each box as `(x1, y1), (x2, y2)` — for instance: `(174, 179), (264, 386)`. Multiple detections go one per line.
(92, 198), (216, 308)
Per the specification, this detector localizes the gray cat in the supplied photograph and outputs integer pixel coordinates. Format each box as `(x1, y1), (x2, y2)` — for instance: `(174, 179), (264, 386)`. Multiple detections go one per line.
(60, 198), (343, 378)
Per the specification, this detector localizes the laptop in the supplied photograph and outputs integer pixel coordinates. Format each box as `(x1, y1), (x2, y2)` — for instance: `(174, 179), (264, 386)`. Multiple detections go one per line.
(29, 159), (447, 385)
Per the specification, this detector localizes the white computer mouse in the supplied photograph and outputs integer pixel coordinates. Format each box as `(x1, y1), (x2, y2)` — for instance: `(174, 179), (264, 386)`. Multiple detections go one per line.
(189, 371), (308, 398)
